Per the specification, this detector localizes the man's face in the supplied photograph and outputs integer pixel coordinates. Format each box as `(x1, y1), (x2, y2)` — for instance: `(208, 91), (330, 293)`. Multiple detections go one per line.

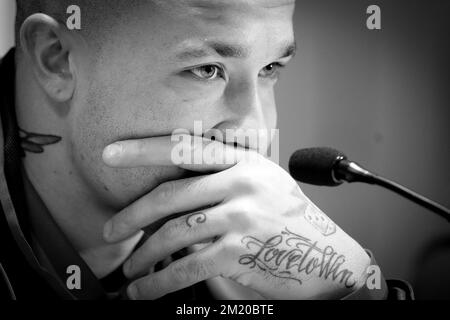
(69, 0), (296, 210)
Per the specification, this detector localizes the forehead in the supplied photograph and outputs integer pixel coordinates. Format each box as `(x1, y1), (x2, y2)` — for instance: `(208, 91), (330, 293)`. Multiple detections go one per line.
(155, 0), (296, 10)
(93, 0), (296, 71)
(162, 0), (295, 19)
(123, 0), (295, 51)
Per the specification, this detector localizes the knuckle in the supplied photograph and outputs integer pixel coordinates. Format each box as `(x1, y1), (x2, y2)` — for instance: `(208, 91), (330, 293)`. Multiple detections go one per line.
(136, 139), (150, 154)
(236, 200), (257, 218)
(221, 237), (242, 260)
(170, 257), (213, 285)
(186, 258), (210, 281)
(232, 172), (260, 193)
(159, 219), (182, 241)
(226, 203), (254, 231)
(170, 262), (191, 284)
(153, 181), (176, 203)
(183, 177), (205, 196)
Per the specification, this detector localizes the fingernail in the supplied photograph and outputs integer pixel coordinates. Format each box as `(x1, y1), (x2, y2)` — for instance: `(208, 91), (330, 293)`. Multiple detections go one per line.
(103, 221), (114, 241)
(103, 143), (123, 160)
(127, 284), (138, 300)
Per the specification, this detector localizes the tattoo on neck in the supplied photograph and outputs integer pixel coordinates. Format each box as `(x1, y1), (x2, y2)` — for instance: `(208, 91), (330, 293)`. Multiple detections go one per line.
(19, 128), (62, 154)
(186, 212), (207, 227)
(239, 228), (356, 288)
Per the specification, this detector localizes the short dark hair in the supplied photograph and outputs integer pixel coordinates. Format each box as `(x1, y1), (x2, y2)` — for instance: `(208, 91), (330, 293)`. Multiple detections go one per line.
(15, 0), (132, 47)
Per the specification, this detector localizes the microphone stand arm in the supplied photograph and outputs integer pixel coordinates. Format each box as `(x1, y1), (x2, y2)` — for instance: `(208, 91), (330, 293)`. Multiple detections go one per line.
(334, 160), (450, 222)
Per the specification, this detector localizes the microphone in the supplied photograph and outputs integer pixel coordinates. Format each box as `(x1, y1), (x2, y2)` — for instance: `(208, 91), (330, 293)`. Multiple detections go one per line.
(289, 147), (450, 222)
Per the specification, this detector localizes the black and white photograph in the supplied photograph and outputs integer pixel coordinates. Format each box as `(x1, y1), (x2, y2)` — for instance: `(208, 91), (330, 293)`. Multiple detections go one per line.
(0, 0), (449, 311)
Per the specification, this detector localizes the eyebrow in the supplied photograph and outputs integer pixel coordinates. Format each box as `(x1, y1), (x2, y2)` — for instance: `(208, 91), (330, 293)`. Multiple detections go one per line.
(175, 40), (297, 61)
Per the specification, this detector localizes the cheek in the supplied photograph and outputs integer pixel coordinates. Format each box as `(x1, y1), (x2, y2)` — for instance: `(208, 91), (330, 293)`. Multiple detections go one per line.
(68, 83), (187, 210)
(68, 58), (225, 209)
(70, 116), (186, 210)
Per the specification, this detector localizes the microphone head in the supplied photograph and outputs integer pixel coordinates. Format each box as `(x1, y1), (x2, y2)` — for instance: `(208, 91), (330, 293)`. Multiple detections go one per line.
(288, 147), (347, 186)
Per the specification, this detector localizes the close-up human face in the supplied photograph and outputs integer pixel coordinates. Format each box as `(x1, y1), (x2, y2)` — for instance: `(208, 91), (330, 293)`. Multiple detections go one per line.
(69, 0), (296, 210)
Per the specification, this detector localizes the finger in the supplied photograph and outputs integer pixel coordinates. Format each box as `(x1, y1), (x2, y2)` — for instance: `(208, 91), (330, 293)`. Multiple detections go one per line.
(176, 136), (254, 173)
(124, 206), (229, 279)
(102, 134), (253, 172)
(102, 135), (175, 168)
(103, 173), (230, 243)
(127, 243), (223, 300)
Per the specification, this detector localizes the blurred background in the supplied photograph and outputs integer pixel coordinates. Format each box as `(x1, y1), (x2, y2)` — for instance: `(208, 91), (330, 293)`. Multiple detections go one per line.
(1, 0), (449, 299)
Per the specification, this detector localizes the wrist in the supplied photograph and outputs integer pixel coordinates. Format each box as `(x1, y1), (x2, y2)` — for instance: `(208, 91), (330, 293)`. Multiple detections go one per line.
(340, 250), (389, 300)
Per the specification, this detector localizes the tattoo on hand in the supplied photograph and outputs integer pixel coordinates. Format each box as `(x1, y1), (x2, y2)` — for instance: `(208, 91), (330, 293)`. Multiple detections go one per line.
(19, 128), (62, 154)
(186, 212), (207, 228)
(239, 228), (356, 288)
(304, 205), (336, 236)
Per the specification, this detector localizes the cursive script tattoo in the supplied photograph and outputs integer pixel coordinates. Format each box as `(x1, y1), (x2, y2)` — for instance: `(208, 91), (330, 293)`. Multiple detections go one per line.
(239, 228), (356, 288)
(19, 128), (62, 154)
(186, 212), (207, 228)
(304, 205), (336, 236)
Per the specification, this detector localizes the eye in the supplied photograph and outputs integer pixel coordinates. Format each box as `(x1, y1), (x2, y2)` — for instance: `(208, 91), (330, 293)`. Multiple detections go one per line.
(189, 64), (223, 80)
(259, 63), (284, 79)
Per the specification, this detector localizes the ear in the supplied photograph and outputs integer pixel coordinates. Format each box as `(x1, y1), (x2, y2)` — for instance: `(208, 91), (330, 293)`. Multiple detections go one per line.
(19, 13), (76, 102)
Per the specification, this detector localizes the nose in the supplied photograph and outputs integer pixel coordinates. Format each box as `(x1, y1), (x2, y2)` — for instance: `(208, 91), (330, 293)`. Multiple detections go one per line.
(205, 78), (276, 152)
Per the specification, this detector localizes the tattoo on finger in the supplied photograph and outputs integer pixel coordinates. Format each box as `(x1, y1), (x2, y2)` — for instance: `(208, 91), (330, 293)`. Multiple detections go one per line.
(186, 212), (207, 228)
